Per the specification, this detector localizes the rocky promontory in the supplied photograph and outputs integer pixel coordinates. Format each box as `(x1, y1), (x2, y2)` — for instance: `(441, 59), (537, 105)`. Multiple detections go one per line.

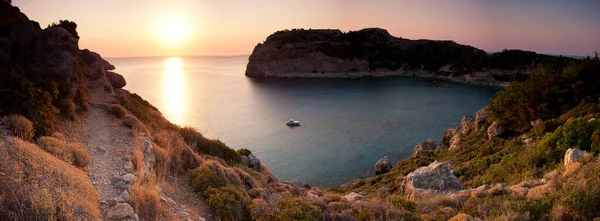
(246, 28), (573, 87)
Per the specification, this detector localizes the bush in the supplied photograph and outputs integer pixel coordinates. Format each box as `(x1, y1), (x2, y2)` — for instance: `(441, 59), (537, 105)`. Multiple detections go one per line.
(37, 137), (91, 169)
(188, 166), (227, 193)
(1, 114), (34, 140)
(37, 136), (74, 164)
(0, 136), (99, 220)
(275, 197), (324, 221)
(108, 104), (128, 118)
(205, 186), (250, 221)
(123, 114), (151, 136)
(68, 143), (91, 168)
(153, 130), (202, 175)
(48, 20), (79, 39)
(130, 184), (161, 221)
(179, 127), (242, 164)
(237, 148), (252, 157)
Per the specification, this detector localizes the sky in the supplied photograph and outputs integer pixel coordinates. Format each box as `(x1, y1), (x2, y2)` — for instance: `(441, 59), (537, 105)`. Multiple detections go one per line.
(16, 0), (600, 58)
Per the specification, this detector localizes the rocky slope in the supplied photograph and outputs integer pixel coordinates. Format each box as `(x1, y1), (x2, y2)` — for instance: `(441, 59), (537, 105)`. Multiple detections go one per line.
(246, 28), (574, 87)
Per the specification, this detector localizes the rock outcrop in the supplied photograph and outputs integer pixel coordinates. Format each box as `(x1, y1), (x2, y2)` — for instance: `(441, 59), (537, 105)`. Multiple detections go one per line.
(374, 156), (392, 175)
(246, 28), (570, 86)
(443, 126), (461, 145)
(402, 161), (463, 199)
(242, 153), (262, 172)
(487, 122), (505, 139)
(107, 71), (127, 89)
(474, 106), (489, 129)
(344, 192), (365, 202)
(461, 116), (475, 135)
(412, 139), (446, 156)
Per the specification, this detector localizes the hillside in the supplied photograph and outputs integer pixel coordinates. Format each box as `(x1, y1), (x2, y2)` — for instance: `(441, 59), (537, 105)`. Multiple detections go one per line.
(245, 28), (574, 86)
(2, 1), (600, 221)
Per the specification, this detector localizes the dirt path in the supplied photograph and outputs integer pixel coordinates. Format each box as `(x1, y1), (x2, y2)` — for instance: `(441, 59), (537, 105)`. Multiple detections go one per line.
(82, 105), (137, 219)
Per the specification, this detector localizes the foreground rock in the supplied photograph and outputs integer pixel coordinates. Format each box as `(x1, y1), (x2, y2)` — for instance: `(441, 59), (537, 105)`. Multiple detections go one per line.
(402, 161), (463, 199)
(374, 156), (392, 175)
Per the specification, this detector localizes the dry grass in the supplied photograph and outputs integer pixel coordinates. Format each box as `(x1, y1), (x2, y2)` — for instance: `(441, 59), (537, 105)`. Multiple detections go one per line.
(37, 136), (91, 169)
(153, 144), (169, 181)
(1, 115), (34, 140)
(107, 104), (128, 118)
(153, 130), (202, 175)
(486, 211), (531, 221)
(69, 143), (91, 168)
(0, 135), (99, 220)
(123, 114), (151, 136)
(130, 182), (162, 221)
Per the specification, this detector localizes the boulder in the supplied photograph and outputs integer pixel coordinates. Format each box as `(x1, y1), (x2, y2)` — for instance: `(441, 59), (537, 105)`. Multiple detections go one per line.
(106, 71), (127, 89)
(564, 148), (585, 169)
(344, 192), (365, 202)
(474, 106), (489, 129)
(374, 156), (392, 175)
(242, 154), (262, 171)
(121, 173), (136, 184)
(106, 203), (136, 220)
(461, 115), (475, 134)
(443, 126), (461, 145)
(487, 122), (505, 139)
(402, 161), (463, 199)
(412, 139), (445, 156)
(141, 137), (156, 178)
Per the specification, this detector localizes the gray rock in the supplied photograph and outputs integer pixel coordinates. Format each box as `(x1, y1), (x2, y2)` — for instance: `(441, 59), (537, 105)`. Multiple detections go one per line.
(374, 156), (392, 175)
(122, 173), (136, 184)
(461, 115), (475, 135)
(474, 106), (489, 129)
(121, 190), (130, 202)
(443, 126), (461, 145)
(564, 148), (586, 169)
(344, 192), (365, 202)
(487, 122), (505, 139)
(106, 71), (127, 89)
(412, 139), (445, 156)
(402, 161), (463, 199)
(115, 180), (129, 191)
(141, 137), (156, 178)
(106, 203), (135, 220)
(242, 154), (262, 171)
(449, 133), (464, 151)
(124, 162), (133, 173)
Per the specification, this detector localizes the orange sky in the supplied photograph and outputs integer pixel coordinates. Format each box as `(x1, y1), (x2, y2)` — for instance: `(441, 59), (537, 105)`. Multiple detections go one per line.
(16, 0), (600, 57)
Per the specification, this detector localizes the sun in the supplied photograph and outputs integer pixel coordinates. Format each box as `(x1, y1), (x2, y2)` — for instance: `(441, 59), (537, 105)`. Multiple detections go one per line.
(156, 14), (190, 46)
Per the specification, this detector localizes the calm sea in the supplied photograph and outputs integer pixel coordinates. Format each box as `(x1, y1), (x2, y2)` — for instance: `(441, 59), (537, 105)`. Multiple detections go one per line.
(107, 56), (499, 187)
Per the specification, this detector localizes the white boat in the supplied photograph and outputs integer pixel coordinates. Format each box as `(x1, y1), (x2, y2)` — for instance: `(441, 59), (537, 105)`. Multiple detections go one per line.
(286, 119), (301, 126)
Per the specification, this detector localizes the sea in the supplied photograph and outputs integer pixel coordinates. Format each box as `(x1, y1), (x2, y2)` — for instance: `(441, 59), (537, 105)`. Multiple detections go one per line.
(107, 56), (500, 187)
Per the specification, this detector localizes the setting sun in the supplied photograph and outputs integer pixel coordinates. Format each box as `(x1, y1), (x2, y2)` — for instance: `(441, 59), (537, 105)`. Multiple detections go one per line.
(156, 14), (190, 46)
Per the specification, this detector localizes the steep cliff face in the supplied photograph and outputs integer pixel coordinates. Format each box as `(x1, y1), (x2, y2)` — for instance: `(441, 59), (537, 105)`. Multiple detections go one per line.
(246, 28), (573, 86)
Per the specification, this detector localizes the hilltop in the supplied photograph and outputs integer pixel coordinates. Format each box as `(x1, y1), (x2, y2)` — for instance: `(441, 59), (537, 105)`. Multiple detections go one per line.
(246, 28), (574, 86)
(2, 1), (600, 220)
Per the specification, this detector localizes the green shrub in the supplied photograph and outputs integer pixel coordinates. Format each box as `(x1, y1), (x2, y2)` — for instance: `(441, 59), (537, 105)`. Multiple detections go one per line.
(1, 115), (34, 140)
(107, 104), (128, 118)
(237, 148), (252, 157)
(387, 195), (416, 212)
(205, 186), (250, 221)
(179, 127), (242, 165)
(188, 166), (227, 193)
(275, 197), (323, 221)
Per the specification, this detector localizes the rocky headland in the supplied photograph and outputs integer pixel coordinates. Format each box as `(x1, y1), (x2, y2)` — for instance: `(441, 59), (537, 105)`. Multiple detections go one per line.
(245, 28), (574, 87)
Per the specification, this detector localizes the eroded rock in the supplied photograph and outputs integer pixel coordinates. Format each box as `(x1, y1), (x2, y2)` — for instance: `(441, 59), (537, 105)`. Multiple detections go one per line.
(564, 148), (585, 169)
(374, 156), (392, 175)
(106, 203), (135, 220)
(461, 116), (475, 135)
(487, 122), (505, 139)
(344, 192), (365, 202)
(107, 71), (127, 89)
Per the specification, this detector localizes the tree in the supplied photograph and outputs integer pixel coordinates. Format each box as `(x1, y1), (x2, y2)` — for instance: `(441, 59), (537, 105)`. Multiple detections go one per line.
(48, 20), (79, 39)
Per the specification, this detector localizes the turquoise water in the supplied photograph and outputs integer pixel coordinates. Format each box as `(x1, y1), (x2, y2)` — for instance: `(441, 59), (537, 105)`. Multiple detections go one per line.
(108, 56), (499, 187)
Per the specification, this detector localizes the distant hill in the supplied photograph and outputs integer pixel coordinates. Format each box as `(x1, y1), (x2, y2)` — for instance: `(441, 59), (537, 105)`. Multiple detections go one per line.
(246, 28), (574, 86)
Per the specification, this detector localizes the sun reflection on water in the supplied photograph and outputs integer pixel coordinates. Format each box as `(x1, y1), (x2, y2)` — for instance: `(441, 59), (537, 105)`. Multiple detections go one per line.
(162, 57), (187, 125)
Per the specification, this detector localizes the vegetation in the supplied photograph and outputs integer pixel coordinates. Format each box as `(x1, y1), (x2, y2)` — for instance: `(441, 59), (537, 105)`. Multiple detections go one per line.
(48, 20), (79, 39)
(36, 136), (91, 169)
(0, 136), (99, 220)
(107, 104), (128, 118)
(0, 115), (34, 140)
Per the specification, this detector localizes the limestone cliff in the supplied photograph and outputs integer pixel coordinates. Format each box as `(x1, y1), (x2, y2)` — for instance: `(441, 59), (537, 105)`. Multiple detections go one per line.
(246, 28), (574, 86)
